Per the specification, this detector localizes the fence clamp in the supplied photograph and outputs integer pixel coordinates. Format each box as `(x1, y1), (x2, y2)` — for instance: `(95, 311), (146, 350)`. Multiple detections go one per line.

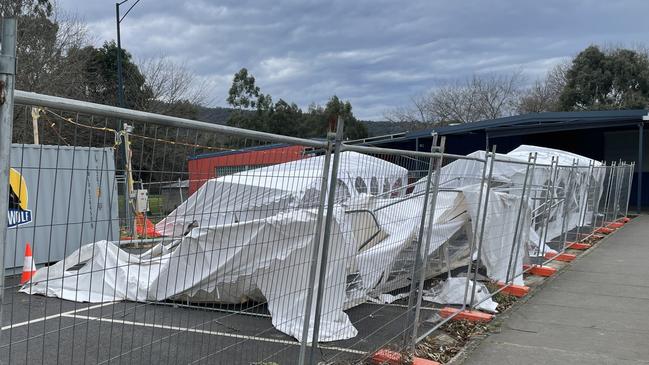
(0, 54), (15, 75)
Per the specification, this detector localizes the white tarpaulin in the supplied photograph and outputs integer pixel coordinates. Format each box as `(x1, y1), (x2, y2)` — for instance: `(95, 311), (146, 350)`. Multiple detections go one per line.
(21, 146), (606, 342)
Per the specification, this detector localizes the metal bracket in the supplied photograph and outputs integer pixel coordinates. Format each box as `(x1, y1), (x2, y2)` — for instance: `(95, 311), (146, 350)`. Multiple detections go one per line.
(0, 55), (15, 75)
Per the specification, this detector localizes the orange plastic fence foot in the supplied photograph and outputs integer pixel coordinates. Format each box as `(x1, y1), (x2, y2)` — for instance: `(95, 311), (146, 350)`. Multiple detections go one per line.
(523, 264), (557, 277)
(413, 358), (441, 365)
(567, 242), (592, 250)
(620, 217), (631, 223)
(496, 282), (530, 297)
(606, 222), (624, 229)
(544, 252), (577, 262)
(439, 307), (493, 322)
(595, 227), (615, 234)
(370, 349), (441, 365)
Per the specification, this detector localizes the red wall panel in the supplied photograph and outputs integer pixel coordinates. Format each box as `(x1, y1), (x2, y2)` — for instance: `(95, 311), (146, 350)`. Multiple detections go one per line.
(187, 145), (306, 194)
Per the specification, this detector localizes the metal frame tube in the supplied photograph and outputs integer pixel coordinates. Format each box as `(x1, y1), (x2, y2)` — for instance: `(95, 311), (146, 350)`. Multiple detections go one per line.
(308, 117), (344, 364)
(505, 153), (534, 283)
(14, 90), (327, 148)
(408, 135), (445, 351)
(626, 162), (635, 217)
(539, 157), (558, 260)
(575, 161), (594, 241)
(469, 145), (497, 308)
(403, 134), (437, 347)
(297, 133), (334, 365)
(602, 162), (616, 225)
(559, 160), (578, 251)
(461, 147), (491, 308)
(0, 18), (16, 327)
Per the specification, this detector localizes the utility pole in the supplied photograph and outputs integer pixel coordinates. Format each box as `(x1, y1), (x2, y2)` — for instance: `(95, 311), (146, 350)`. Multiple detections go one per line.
(115, 0), (140, 237)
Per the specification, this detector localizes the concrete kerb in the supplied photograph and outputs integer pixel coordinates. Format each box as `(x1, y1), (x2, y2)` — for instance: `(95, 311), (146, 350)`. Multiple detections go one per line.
(445, 219), (631, 365)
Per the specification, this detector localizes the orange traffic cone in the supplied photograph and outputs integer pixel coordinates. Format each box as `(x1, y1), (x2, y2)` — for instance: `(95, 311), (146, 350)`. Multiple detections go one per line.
(20, 243), (37, 285)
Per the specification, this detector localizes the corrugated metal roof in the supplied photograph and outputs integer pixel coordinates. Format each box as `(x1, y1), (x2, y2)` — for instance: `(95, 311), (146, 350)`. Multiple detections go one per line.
(384, 109), (649, 142)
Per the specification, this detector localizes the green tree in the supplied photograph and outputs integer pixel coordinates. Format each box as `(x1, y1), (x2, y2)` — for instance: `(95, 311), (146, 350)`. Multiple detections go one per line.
(322, 95), (368, 140)
(225, 69), (367, 140)
(559, 45), (649, 110)
(227, 68), (262, 110)
(76, 41), (153, 109)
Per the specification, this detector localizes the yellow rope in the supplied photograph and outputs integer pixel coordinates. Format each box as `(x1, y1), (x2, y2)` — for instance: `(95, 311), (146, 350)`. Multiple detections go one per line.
(42, 108), (233, 152)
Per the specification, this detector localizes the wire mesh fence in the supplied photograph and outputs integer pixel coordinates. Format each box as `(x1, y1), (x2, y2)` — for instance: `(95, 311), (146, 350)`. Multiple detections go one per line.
(0, 14), (637, 365)
(0, 70), (638, 365)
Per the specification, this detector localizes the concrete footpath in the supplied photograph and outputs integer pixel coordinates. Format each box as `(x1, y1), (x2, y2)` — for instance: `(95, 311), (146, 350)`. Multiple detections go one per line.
(461, 215), (649, 365)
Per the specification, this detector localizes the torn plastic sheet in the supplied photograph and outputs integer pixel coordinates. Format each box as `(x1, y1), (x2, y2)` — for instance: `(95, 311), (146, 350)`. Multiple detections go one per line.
(367, 293), (409, 304)
(156, 151), (409, 237)
(423, 277), (498, 314)
(21, 209), (358, 343)
(19, 146), (605, 344)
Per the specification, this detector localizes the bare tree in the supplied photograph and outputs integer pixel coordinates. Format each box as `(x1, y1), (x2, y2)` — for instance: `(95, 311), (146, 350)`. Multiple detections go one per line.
(139, 56), (214, 117)
(13, 5), (91, 97)
(518, 63), (569, 113)
(384, 94), (433, 123)
(385, 72), (525, 125)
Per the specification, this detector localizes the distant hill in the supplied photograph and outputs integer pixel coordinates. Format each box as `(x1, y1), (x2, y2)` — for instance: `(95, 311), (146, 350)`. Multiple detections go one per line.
(196, 105), (234, 125)
(195, 105), (432, 138)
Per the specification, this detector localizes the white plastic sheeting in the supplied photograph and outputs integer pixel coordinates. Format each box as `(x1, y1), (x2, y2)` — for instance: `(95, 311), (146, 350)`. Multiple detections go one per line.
(430, 145), (604, 257)
(155, 151), (408, 237)
(21, 146), (605, 343)
(22, 209), (358, 342)
(424, 277), (499, 314)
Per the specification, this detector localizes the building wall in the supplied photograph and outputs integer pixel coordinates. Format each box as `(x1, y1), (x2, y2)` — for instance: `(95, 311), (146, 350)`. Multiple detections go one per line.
(187, 145), (306, 194)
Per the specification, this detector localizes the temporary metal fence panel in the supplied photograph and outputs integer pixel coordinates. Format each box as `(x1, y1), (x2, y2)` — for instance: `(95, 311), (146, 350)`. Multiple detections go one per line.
(0, 16), (639, 365)
(0, 92), (637, 364)
(5, 94), (336, 364)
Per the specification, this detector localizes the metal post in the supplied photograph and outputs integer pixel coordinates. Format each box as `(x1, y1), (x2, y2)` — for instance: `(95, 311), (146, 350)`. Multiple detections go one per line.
(626, 162), (635, 217)
(308, 116), (344, 364)
(612, 163), (623, 221)
(637, 123), (643, 213)
(0, 17), (17, 329)
(121, 123), (134, 236)
(469, 145), (497, 308)
(407, 134), (445, 351)
(297, 132), (334, 365)
(589, 164), (604, 230)
(462, 150), (491, 309)
(505, 153), (534, 283)
(539, 157), (558, 260)
(575, 161), (594, 241)
(116, 0), (141, 237)
(559, 160), (578, 251)
(30, 107), (40, 144)
(603, 162), (616, 224)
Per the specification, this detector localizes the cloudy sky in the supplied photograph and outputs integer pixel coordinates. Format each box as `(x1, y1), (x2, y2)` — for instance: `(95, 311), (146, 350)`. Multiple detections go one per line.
(57, 0), (649, 120)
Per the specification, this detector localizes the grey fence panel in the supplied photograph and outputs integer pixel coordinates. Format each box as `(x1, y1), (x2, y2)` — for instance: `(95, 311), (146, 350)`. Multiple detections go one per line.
(6, 144), (118, 269)
(0, 89), (637, 365)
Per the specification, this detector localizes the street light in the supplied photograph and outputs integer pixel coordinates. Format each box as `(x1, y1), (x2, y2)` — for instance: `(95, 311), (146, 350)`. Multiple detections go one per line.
(115, 0), (141, 236)
(116, 0), (141, 108)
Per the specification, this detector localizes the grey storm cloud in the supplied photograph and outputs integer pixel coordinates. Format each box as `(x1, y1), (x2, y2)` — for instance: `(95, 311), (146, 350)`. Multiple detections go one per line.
(58, 0), (649, 119)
